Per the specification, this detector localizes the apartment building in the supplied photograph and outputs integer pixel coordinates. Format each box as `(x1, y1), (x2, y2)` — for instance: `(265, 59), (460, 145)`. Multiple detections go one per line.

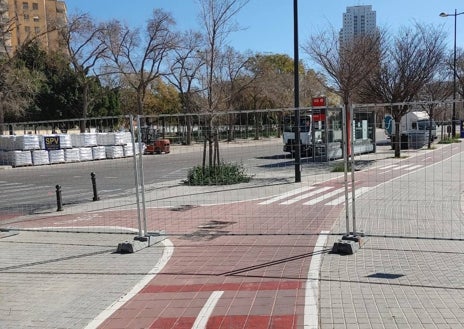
(0, 0), (67, 54)
(339, 5), (377, 45)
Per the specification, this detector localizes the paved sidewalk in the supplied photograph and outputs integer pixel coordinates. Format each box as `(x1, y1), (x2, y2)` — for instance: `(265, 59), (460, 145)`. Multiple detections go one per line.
(0, 229), (166, 329)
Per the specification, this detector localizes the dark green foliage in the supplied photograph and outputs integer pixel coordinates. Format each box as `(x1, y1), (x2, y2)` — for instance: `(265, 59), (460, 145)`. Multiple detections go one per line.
(184, 162), (252, 185)
(11, 42), (121, 122)
(438, 136), (461, 144)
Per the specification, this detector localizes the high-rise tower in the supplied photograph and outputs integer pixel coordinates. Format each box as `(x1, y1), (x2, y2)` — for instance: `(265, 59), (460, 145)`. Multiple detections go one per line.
(340, 5), (377, 45)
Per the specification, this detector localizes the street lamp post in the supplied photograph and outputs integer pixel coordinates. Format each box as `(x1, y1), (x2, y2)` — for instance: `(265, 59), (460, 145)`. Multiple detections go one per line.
(440, 9), (464, 137)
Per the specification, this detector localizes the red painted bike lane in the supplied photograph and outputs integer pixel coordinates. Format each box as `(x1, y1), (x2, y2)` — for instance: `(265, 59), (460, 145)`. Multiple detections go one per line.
(97, 200), (339, 329)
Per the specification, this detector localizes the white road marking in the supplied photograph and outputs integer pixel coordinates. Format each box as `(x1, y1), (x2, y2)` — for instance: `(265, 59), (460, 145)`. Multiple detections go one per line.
(304, 231), (329, 329)
(192, 291), (224, 329)
(378, 164), (396, 170)
(325, 187), (372, 206)
(392, 164), (415, 170)
(258, 186), (314, 205)
(303, 188), (345, 206)
(280, 187), (332, 205)
(404, 164), (423, 171)
(85, 238), (174, 329)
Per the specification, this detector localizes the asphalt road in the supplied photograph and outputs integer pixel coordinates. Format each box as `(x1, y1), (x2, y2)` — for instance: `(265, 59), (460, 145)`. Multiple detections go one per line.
(0, 141), (286, 216)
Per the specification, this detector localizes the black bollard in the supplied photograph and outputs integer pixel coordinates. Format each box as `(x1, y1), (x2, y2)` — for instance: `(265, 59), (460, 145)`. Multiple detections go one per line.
(55, 185), (63, 211)
(91, 172), (100, 201)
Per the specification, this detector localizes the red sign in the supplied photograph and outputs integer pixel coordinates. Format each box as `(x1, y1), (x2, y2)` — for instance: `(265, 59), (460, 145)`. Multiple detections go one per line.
(312, 113), (326, 121)
(311, 97), (326, 107)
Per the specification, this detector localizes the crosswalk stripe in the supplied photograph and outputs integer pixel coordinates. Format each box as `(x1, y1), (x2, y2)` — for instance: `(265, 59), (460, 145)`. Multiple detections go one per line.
(280, 186), (332, 205)
(393, 164), (415, 170)
(325, 187), (372, 206)
(303, 187), (345, 206)
(258, 186), (314, 205)
(404, 165), (422, 171)
(378, 164), (396, 170)
(0, 184), (49, 192)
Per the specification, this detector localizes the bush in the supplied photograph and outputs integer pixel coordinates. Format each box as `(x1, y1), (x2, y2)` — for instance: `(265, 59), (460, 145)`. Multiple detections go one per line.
(184, 162), (252, 185)
(438, 137), (461, 144)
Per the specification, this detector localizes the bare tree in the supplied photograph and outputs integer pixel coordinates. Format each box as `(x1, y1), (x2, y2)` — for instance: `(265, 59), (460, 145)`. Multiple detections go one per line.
(457, 49), (464, 100)
(101, 9), (177, 118)
(219, 46), (253, 140)
(60, 13), (107, 132)
(304, 28), (383, 158)
(416, 64), (453, 147)
(166, 30), (204, 145)
(197, 0), (249, 168)
(304, 28), (383, 110)
(361, 24), (446, 157)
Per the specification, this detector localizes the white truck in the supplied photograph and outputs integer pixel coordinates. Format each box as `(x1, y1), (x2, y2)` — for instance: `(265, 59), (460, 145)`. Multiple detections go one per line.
(385, 111), (437, 148)
(385, 111), (437, 140)
(282, 113), (327, 156)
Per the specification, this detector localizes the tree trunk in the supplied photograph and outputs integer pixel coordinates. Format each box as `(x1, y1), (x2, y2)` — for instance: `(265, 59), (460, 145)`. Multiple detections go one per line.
(79, 83), (89, 133)
(394, 120), (401, 158)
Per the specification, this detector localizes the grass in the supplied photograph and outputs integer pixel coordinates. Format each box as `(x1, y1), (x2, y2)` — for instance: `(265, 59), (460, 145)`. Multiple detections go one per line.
(184, 162), (252, 185)
(438, 136), (461, 144)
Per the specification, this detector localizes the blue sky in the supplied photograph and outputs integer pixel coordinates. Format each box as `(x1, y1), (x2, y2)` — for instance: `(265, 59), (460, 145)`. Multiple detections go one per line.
(65, 0), (463, 61)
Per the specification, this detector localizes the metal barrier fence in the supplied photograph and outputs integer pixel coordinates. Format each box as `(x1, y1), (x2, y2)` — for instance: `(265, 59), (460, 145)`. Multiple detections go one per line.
(2, 102), (464, 241)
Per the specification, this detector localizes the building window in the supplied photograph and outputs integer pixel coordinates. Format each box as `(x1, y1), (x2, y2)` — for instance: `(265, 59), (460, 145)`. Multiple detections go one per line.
(22, 2), (28, 10)
(34, 26), (40, 34)
(24, 14), (29, 20)
(33, 16), (39, 22)
(32, 3), (38, 10)
(25, 26), (31, 33)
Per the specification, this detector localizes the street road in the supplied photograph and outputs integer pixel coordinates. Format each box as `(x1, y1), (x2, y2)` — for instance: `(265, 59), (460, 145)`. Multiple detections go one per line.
(0, 141), (286, 217)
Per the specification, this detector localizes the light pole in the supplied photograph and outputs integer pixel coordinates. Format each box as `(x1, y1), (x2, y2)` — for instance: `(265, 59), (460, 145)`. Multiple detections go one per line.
(293, 0), (301, 182)
(440, 9), (464, 137)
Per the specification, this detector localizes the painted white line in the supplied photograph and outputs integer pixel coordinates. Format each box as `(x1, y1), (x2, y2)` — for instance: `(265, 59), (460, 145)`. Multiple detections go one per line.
(303, 188), (345, 206)
(325, 187), (372, 206)
(304, 231), (329, 329)
(378, 164), (396, 170)
(258, 186), (314, 205)
(281, 187), (332, 205)
(192, 290), (224, 329)
(85, 238), (174, 329)
(404, 164), (423, 171)
(392, 164), (414, 170)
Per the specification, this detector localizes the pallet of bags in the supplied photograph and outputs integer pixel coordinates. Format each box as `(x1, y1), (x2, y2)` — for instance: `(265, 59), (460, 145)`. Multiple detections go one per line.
(32, 150), (50, 165)
(92, 146), (106, 160)
(79, 147), (93, 161)
(97, 132), (128, 146)
(15, 135), (40, 150)
(123, 143), (134, 157)
(105, 145), (124, 159)
(0, 135), (16, 151)
(7, 150), (33, 167)
(64, 148), (80, 162)
(48, 149), (65, 164)
(122, 132), (132, 145)
(0, 151), (6, 165)
(71, 133), (97, 147)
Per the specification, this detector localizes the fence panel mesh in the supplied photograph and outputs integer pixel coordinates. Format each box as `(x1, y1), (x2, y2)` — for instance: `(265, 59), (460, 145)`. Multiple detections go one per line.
(1, 102), (464, 241)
